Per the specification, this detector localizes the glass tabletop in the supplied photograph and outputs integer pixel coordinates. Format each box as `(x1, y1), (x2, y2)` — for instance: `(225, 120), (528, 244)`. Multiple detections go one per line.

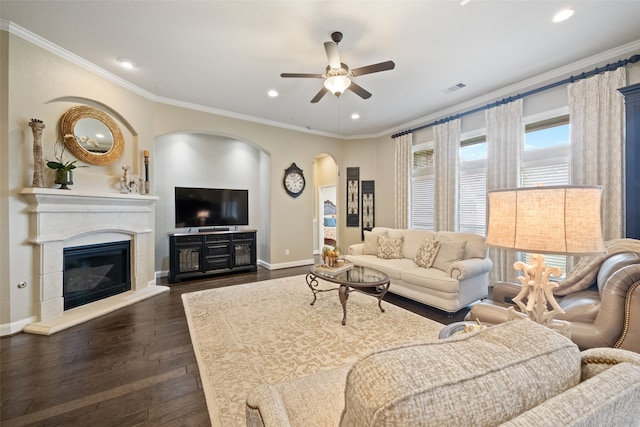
(311, 264), (388, 287)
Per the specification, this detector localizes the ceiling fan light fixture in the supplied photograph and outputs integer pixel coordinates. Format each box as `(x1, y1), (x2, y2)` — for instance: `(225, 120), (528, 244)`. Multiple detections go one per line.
(324, 75), (351, 97)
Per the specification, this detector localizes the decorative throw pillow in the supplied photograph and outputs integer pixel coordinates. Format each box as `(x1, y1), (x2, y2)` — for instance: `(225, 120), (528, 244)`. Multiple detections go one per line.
(324, 217), (336, 227)
(414, 239), (440, 268)
(363, 230), (387, 255)
(377, 236), (404, 259)
(432, 240), (467, 272)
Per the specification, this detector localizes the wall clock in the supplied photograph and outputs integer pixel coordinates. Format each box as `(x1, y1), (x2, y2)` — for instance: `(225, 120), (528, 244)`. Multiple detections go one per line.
(283, 163), (305, 198)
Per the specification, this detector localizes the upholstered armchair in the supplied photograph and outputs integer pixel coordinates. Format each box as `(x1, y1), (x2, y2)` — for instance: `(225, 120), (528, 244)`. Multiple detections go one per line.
(468, 250), (640, 353)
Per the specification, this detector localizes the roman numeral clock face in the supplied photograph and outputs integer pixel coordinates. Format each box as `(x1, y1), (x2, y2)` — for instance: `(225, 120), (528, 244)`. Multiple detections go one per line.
(283, 163), (305, 198)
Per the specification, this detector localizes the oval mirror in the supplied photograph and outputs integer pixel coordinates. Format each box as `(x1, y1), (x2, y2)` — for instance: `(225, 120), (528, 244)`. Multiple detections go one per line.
(59, 106), (124, 165)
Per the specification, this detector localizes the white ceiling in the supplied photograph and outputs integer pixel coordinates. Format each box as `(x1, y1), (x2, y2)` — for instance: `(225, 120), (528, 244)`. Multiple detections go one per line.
(2, 1), (640, 139)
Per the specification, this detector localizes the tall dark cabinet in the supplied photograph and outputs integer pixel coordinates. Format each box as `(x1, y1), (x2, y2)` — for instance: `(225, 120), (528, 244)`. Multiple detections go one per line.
(619, 83), (640, 239)
(169, 230), (257, 283)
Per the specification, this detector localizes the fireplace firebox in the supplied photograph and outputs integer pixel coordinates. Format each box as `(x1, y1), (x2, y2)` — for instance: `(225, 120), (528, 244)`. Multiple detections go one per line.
(63, 241), (131, 310)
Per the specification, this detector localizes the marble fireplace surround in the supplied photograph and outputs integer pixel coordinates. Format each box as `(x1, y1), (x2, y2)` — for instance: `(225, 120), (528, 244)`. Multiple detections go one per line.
(20, 188), (169, 335)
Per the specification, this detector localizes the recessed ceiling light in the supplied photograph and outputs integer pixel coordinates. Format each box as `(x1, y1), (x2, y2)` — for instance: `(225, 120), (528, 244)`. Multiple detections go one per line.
(117, 58), (137, 69)
(351, 113), (360, 120)
(553, 9), (574, 23)
(268, 90), (278, 97)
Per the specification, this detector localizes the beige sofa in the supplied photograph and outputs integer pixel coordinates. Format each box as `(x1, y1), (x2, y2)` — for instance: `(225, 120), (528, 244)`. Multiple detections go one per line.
(246, 321), (640, 427)
(345, 227), (492, 314)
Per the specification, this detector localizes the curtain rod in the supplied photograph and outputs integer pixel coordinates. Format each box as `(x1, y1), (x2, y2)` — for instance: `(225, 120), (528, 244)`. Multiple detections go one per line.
(391, 53), (640, 139)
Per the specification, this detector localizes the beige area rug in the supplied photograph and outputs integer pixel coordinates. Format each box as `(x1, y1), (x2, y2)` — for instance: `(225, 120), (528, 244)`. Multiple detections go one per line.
(182, 275), (444, 426)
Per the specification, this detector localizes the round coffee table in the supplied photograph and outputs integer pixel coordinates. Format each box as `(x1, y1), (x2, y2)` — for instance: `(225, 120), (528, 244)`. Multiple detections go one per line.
(306, 265), (390, 325)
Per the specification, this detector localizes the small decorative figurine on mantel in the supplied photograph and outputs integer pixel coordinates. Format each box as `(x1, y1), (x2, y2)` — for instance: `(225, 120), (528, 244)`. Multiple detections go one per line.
(118, 165), (142, 193)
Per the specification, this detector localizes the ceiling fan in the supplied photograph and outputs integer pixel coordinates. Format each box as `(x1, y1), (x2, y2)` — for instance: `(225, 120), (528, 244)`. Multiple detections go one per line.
(280, 31), (395, 103)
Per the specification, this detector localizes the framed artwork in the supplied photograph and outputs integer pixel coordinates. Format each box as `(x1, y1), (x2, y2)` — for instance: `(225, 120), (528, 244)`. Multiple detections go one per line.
(361, 180), (375, 239)
(346, 167), (359, 227)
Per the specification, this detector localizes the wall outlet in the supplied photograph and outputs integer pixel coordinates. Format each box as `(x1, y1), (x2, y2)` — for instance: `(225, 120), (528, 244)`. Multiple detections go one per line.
(285, 249), (290, 255)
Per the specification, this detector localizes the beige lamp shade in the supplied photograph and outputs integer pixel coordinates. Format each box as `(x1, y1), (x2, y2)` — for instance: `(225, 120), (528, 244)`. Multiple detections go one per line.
(486, 185), (605, 255)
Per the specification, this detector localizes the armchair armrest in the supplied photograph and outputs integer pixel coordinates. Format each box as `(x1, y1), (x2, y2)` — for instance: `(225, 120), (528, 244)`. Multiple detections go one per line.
(501, 362), (640, 427)
(448, 257), (492, 280)
(491, 282), (524, 306)
(246, 384), (291, 427)
(597, 263), (640, 353)
(348, 243), (364, 256)
(580, 347), (640, 381)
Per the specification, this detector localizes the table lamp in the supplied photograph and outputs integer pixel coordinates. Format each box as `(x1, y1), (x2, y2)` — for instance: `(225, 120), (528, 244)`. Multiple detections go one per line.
(485, 185), (605, 334)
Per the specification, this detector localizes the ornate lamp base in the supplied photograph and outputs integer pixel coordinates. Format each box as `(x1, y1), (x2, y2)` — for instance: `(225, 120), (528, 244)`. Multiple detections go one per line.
(507, 253), (571, 337)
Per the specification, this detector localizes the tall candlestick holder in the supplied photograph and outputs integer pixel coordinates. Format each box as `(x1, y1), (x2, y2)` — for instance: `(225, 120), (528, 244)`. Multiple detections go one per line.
(144, 150), (150, 194)
(29, 119), (46, 188)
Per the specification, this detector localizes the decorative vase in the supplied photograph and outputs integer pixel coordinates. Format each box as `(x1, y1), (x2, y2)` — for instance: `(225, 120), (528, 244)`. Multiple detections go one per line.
(29, 119), (45, 188)
(55, 170), (73, 190)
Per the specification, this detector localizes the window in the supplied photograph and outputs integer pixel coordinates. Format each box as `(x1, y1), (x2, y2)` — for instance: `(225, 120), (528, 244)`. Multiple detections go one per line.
(411, 145), (434, 230)
(521, 114), (570, 275)
(459, 136), (487, 235)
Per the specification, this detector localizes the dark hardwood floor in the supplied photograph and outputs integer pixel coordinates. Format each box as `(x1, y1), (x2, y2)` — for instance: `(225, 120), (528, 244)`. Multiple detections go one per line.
(1, 265), (471, 427)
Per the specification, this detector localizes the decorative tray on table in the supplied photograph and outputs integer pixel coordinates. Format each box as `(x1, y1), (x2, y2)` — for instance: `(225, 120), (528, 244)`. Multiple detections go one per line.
(313, 261), (354, 275)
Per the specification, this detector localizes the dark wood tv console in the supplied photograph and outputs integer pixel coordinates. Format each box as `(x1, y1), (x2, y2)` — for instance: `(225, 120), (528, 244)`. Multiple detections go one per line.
(168, 229), (257, 283)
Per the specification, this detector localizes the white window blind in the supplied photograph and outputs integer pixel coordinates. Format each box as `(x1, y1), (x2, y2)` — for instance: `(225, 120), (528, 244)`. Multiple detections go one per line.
(412, 175), (435, 230)
(411, 144), (435, 230)
(459, 137), (487, 235)
(459, 171), (486, 235)
(413, 149), (434, 168)
(522, 163), (569, 187)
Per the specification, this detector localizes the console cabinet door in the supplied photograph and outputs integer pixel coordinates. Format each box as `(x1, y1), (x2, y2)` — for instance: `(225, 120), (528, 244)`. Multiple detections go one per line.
(232, 232), (256, 267)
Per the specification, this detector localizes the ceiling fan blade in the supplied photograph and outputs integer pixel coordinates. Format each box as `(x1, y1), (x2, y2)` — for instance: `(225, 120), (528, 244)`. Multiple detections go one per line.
(281, 73), (323, 79)
(348, 81), (372, 99)
(310, 87), (329, 103)
(324, 41), (341, 69)
(350, 60), (395, 77)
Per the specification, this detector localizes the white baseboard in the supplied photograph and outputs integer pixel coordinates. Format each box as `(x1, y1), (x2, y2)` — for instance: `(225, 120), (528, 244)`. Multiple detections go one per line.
(259, 258), (314, 270)
(0, 316), (38, 337)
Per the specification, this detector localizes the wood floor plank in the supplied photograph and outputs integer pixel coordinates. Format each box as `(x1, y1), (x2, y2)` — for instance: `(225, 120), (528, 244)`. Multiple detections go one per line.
(1, 265), (471, 426)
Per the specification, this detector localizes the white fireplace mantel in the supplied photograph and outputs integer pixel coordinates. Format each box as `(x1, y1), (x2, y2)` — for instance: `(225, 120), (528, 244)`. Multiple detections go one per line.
(20, 187), (169, 335)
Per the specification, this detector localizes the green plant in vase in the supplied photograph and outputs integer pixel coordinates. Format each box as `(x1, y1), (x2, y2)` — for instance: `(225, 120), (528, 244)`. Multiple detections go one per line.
(46, 136), (84, 189)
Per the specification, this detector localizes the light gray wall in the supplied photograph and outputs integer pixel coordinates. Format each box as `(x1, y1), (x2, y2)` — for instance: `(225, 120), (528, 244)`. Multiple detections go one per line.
(154, 133), (264, 274)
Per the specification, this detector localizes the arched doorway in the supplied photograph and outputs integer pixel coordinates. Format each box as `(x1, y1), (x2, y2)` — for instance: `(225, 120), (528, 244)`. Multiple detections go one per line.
(314, 153), (338, 253)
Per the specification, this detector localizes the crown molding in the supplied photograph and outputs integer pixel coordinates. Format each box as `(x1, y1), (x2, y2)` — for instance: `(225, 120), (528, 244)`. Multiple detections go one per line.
(4, 19), (640, 141)
(388, 38), (640, 137)
(2, 20), (344, 140)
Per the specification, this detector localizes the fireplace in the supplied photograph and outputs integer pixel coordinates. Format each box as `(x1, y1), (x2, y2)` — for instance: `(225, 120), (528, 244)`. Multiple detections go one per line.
(20, 187), (169, 336)
(64, 241), (131, 310)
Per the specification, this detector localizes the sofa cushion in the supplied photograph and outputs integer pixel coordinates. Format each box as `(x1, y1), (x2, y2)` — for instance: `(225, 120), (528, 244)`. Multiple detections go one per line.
(339, 321), (581, 427)
(347, 256), (414, 281)
(399, 266), (460, 293)
(414, 239), (440, 268)
(432, 239), (466, 272)
(363, 230), (387, 255)
(402, 229), (436, 259)
(377, 236), (404, 259)
(437, 231), (487, 259)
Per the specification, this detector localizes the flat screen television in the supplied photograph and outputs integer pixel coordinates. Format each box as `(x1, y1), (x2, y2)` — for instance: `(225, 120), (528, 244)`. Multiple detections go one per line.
(175, 187), (249, 228)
